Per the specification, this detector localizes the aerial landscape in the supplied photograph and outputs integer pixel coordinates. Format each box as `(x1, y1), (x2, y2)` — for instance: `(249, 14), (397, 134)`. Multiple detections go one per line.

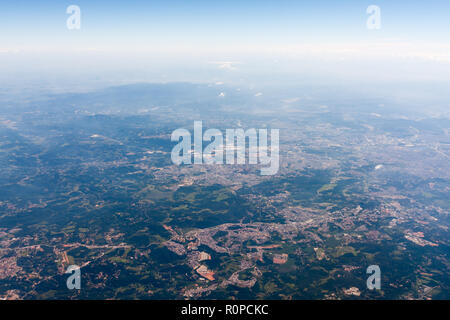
(0, 1), (449, 301)
(0, 82), (448, 299)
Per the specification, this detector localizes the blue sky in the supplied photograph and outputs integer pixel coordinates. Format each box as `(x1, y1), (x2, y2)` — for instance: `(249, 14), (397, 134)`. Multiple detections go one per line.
(2, 0), (450, 49)
(1, 1), (450, 89)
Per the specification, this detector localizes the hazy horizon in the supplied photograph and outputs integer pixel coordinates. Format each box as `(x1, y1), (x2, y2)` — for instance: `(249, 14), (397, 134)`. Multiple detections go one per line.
(1, 0), (450, 97)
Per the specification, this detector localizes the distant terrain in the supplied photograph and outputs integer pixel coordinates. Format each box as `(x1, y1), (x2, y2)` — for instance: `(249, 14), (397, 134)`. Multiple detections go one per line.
(0, 83), (448, 299)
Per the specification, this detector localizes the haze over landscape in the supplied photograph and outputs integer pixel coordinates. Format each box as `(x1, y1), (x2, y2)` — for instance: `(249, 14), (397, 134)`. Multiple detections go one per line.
(0, 1), (448, 300)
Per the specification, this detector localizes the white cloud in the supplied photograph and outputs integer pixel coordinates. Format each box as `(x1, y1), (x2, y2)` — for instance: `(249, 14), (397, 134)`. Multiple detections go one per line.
(208, 61), (241, 70)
